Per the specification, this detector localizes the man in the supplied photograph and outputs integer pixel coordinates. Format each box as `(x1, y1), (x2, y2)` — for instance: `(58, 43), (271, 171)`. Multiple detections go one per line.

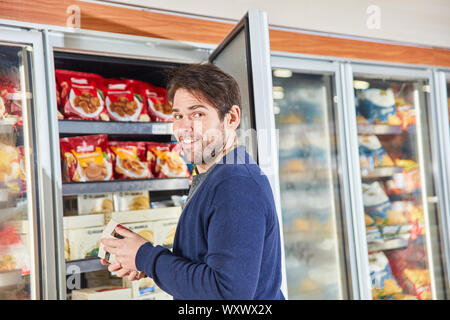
(101, 63), (284, 300)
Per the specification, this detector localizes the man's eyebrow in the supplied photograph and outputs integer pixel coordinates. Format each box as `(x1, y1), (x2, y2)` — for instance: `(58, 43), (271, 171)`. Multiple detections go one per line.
(172, 105), (208, 113)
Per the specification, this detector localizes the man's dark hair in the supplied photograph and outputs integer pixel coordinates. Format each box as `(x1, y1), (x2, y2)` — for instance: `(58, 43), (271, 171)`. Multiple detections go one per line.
(166, 63), (241, 120)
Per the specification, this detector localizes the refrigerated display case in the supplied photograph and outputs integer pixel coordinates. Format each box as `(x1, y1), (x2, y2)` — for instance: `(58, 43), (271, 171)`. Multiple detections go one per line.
(41, 10), (285, 300)
(349, 64), (448, 300)
(0, 29), (56, 299)
(270, 56), (352, 300)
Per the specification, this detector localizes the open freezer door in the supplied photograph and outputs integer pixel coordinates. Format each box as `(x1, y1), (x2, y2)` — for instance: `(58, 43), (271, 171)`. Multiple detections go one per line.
(209, 10), (274, 166)
(209, 10), (287, 298)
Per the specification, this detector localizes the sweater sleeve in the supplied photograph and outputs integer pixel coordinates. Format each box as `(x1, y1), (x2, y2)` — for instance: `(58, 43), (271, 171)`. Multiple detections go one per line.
(135, 176), (267, 300)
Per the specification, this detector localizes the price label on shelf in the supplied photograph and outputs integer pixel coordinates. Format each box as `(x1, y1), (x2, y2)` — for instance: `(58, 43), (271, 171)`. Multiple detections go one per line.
(152, 123), (173, 135)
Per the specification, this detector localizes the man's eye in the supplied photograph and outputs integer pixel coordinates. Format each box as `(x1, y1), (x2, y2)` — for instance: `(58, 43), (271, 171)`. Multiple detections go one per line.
(192, 112), (203, 119)
(174, 114), (182, 120)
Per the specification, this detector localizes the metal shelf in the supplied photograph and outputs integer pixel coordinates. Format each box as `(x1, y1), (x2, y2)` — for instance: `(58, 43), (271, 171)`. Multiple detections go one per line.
(62, 177), (190, 196)
(58, 120), (173, 136)
(65, 258), (107, 274)
(361, 167), (403, 180)
(357, 124), (416, 135)
(367, 238), (409, 252)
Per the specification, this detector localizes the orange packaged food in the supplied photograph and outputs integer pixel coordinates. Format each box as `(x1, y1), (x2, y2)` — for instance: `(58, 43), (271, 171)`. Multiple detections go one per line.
(146, 142), (190, 178)
(109, 141), (151, 180)
(60, 134), (113, 182)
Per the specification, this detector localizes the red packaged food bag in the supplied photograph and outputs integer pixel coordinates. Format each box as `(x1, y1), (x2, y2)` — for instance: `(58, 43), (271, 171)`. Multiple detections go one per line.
(0, 225), (30, 276)
(109, 141), (151, 180)
(144, 84), (173, 122)
(60, 134), (113, 182)
(103, 79), (150, 122)
(55, 69), (109, 121)
(0, 75), (21, 124)
(146, 142), (190, 178)
(384, 241), (431, 300)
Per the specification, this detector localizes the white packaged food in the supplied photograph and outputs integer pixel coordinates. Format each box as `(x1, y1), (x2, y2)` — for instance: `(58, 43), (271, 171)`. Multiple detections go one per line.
(113, 190), (150, 212)
(77, 193), (114, 215)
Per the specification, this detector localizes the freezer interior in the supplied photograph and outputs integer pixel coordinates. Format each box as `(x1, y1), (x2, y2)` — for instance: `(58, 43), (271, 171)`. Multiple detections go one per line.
(353, 76), (446, 300)
(0, 44), (35, 299)
(273, 70), (348, 299)
(53, 51), (192, 300)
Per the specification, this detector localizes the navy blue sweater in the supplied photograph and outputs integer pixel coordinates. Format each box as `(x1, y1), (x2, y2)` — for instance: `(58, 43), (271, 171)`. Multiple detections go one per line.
(135, 146), (284, 300)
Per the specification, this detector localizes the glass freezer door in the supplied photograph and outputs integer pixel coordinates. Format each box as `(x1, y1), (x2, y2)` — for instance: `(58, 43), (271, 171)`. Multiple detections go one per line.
(352, 71), (447, 300)
(0, 37), (44, 298)
(271, 63), (349, 299)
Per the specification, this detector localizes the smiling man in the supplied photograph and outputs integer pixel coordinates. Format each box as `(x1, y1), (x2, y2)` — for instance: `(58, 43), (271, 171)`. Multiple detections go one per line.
(101, 63), (284, 300)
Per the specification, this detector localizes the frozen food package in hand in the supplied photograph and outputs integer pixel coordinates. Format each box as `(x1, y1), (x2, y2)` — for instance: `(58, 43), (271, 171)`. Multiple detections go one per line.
(55, 69), (109, 121)
(113, 190), (150, 212)
(144, 84), (173, 122)
(98, 218), (123, 264)
(356, 88), (397, 124)
(109, 141), (151, 180)
(121, 221), (155, 244)
(103, 79), (149, 122)
(362, 182), (392, 227)
(369, 251), (403, 299)
(358, 135), (394, 169)
(77, 193), (114, 215)
(60, 134), (114, 182)
(146, 142), (190, 178)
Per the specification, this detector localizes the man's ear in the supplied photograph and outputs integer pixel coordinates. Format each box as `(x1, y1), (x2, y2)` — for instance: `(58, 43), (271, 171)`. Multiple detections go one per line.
(226, 105), (241, 130)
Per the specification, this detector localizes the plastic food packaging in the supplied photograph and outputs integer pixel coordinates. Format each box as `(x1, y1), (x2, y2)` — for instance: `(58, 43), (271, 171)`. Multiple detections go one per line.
(369, 251), (403, 299)
(385, 243), (431, 299)
(146, 142), (190, 178)
(103, 79), (150, 122)
(0, 73), (22, 124)
(144, 84), (173, 122)
(395, 97), (416, 130)
(109, 141), (151, 180)
(358, 135), (395, 169)
(0, 225), (30, 276)
(356, 88), (397, 124)
(362, 182), (392, 227)
(60, 134), (114, 182)
(55, 69), (109, 121)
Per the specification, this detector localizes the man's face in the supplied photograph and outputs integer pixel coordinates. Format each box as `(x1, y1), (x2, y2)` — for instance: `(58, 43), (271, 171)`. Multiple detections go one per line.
(172, 88), (226, 164)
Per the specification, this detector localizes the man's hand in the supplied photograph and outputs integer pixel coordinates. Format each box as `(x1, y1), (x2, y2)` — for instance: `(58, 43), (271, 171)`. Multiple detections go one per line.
(100, 225), (148, 280)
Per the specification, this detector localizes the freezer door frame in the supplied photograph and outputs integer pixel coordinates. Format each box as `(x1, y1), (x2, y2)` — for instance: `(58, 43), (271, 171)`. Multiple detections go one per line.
(430, 69), (450, 297)
(209, 10), (287, 298)
(0, 27), (57, 300)
(270, 53), (366, 300)
(350, 62), (450, 300)
(43, 28), (211, 300)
